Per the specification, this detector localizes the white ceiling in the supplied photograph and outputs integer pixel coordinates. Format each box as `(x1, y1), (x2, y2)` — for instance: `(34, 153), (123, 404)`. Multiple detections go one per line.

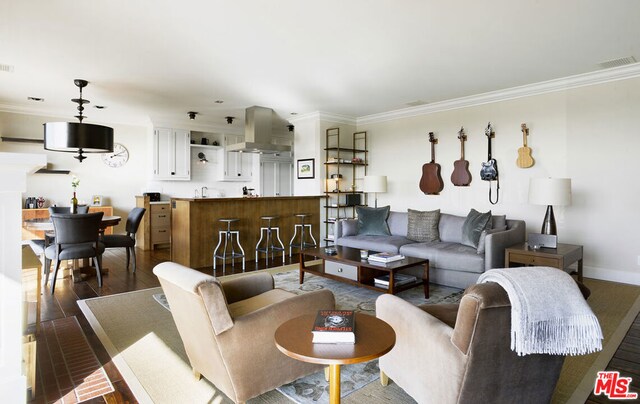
(1, 0), (639, 128)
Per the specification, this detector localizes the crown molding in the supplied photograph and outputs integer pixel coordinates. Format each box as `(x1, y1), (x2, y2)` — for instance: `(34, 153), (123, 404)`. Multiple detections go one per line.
(289, 111), (356, 125)
(357, 63), (640, 125)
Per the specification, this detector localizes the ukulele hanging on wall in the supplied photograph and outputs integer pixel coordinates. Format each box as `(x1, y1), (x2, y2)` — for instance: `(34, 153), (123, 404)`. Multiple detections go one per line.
(451, 126), (472, 186)
(516, 123), (534, 168)
(480, 122), (500, 204)
(419, 132), (444, 195)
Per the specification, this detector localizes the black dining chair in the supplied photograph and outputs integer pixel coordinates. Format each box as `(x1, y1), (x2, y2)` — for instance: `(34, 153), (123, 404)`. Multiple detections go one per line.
(45, 212), (105, 293)
(101, 207), (146, 272)
(49, 205), (90, 214)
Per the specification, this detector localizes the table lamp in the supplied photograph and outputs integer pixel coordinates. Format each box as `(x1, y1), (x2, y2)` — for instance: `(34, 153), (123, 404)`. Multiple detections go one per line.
(363, 175), (387, 208)
(528, 178), (571, 235)
(330, 173), (342, 192)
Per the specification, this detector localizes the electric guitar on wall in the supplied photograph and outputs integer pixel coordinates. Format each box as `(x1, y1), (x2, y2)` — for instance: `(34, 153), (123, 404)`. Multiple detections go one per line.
(451, 126), (472, 186)
(516, 123), (534, 168)
(480, 123), (498, 181)
(419, 132), (444, 195)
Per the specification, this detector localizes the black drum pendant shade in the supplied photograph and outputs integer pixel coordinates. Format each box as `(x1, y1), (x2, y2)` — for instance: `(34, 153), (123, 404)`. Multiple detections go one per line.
(43, 79), (114, 162)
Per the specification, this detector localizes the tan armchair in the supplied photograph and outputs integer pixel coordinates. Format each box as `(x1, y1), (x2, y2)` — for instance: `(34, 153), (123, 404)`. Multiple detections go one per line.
(153, 262), (335, 404)
(376, 282), (580, 404)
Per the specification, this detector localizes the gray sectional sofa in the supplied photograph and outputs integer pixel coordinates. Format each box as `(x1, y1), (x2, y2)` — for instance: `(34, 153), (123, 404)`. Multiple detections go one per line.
(335, 211), (525, 289)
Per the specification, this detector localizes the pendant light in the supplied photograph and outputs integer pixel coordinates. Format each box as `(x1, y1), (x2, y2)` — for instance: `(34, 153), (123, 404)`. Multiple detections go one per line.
(43, 79), (114, 162)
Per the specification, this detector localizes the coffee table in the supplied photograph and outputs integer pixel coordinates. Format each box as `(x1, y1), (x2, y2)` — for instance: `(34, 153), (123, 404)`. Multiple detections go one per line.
(300, 246), (430, 298)
(274, 312), (395, 404)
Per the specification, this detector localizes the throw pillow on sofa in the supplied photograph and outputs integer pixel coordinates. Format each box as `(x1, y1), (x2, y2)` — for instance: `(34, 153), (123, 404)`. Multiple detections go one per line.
(356, 205), (391, 236)
(407, 208), (440, 242)
(461, 209), (492, 248)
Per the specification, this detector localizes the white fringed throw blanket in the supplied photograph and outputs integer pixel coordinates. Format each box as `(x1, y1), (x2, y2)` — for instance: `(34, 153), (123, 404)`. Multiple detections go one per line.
(478, 267), (603, 356)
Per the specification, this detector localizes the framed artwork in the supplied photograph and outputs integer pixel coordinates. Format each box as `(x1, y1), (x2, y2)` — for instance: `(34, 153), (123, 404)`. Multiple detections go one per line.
(297, 159), (315, 179)
(91, 195), (103, 206)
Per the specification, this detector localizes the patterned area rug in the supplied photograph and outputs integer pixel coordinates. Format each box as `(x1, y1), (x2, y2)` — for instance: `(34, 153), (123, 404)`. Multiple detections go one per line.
(152, 270), (463, 403)
(40, 317), (114, 403)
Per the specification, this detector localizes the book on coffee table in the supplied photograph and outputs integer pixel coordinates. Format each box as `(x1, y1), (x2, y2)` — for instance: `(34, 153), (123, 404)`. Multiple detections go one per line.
(374, 273), (417, 287)
(312, 310), (355, 344)
(368, 252), (405, 263)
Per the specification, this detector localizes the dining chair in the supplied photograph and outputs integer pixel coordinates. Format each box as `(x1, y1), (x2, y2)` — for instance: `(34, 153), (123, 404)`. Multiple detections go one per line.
(45, 212), (105, 293)
(48, 205), (90, 214)
(101, 207), (146, 272)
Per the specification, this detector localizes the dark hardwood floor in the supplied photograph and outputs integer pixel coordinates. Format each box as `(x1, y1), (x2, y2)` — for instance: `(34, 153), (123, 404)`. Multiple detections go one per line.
(25, 247), (296, 404)
(23, 247), (640, 403)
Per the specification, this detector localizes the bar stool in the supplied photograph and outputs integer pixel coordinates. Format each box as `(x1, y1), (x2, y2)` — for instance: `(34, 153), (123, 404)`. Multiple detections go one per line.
(255, 216), (285, 266)
(213, 219), (245, 272)
(289, 214), (317, 257)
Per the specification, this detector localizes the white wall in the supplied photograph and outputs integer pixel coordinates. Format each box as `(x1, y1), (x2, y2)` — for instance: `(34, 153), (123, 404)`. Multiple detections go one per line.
(359, 77), (640, 284)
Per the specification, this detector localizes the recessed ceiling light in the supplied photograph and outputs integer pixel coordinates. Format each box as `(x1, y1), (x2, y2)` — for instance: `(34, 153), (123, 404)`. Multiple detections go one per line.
(290, 112), (298, 115)
(214, 100), (224, 104)
(27, 96), (44, 102)
(94, 105), (106, 109)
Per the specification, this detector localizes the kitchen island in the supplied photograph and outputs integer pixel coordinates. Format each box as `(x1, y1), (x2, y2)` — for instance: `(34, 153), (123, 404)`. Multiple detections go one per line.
(170, 195), (323, 269)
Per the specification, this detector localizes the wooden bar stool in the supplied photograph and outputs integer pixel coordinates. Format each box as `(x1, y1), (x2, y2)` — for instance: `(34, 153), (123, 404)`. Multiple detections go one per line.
(213, 219), (245, 272)
(255, 216), (285, 266)
(289, 214), (317, 257)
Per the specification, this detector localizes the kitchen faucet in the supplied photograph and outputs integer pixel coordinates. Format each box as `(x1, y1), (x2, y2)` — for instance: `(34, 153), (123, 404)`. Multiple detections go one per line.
(201, 186), (208, 198)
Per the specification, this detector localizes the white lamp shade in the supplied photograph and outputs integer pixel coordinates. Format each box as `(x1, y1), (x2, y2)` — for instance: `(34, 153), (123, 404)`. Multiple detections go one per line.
(363, 175), (387, 193)
(528, 178), (572, 206)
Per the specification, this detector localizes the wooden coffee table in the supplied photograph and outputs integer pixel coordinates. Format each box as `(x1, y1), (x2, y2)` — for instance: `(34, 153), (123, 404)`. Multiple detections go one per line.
(300, 246), (430, 298)
(274, 312), (395, 404)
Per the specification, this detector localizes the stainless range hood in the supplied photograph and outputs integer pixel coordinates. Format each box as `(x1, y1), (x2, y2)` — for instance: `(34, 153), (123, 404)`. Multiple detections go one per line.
(226, 106), (292, 153)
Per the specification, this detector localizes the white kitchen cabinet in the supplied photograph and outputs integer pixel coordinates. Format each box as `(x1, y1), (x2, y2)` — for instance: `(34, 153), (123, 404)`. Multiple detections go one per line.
(218, 134), (253, 181)
(260, 159), (293, 196)
(153, 128), (191, 180)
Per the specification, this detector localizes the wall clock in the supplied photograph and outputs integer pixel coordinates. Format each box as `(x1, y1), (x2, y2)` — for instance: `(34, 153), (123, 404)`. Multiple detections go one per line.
(101, 143), (129, 168)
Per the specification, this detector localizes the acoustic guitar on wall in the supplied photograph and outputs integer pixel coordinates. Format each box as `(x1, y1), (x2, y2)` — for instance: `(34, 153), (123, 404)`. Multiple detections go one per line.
(451, 126), (472, 186)
(419, 132), (444, 195)
(516, 123), (534, 168)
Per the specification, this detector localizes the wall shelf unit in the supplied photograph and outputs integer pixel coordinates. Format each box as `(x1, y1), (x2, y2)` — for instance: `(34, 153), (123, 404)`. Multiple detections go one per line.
(324, 128), (367, 246)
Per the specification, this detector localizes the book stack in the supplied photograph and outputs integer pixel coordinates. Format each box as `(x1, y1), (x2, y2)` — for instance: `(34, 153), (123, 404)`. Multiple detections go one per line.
(367, 252), (405, 263)
(312, 310), (355, 344)
(374, 274), (418, 288)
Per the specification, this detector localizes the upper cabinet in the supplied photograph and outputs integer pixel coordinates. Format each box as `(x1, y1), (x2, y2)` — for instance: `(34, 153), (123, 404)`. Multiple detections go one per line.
(219, 134), (254, 181)
(153, 128), (191, 180)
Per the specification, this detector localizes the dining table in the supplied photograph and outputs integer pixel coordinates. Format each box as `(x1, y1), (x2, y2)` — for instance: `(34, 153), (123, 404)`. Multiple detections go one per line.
(23, 215), (122, 283)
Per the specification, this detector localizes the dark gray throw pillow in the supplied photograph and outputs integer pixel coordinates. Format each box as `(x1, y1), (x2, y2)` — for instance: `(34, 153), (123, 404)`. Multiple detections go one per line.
(461, 209), (492, 249)
(356, 205), (391, 236)
(407, 209), (440, 242)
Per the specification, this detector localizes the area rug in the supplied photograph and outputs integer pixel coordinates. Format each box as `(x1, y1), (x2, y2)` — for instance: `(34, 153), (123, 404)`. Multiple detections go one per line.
(39, 316), (114, 403)
(78, 270), (460, 403)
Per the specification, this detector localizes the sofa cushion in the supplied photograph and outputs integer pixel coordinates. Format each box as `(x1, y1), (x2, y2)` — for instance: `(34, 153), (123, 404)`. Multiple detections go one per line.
(438, 213), (466, 243)
(336, 235), (414, 254)
(356, 205), (391, 236)
(461, 209), (492, 248)
(407, 209), (440, 242)
(400, 242), (485, 273)
(477, 225), (507, 254)
(388, 211), (409, 237)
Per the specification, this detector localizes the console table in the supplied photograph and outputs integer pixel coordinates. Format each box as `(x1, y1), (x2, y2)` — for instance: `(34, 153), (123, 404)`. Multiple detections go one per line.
(505, 243), (583, 282)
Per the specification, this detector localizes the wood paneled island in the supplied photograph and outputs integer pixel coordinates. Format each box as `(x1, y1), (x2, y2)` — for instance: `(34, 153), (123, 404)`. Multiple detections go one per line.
(170, 196), (323, 269)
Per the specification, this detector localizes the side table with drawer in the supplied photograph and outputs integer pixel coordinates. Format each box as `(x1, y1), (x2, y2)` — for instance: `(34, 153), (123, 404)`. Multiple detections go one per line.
(505, 242), (583, 282)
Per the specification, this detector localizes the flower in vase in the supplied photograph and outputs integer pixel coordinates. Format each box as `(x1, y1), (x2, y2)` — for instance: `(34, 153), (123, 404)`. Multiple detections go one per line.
(71, 176), (80, 189)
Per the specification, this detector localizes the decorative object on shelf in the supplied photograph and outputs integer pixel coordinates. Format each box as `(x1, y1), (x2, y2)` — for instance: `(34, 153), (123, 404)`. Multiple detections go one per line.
(451, 126), (472, 186)
(37, 196), (45, 208)
(517, 123), (534, 168)
(91, 195), (103, 206)
(101, 142), (129, 168)
(363, 175), (387, 208)
(70, 176), (80, 214)
(200, 137), (209, 145)
(419, 132), (444, 195)
(187, 111), (198, 120)
(480, 122), (500, 204)
(212, 140), (219, 146)
(528, 177), (572, 236)
(44, 79), (114, 162)
(330, 173), (343, 192)
(297, 158), (315, 179)
(197, 152), (208, 163)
